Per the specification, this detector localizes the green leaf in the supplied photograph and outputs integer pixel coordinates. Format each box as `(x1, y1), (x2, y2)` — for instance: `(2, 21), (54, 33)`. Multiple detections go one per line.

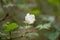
(30, 9), (40, 15)
(36, 23), (51, 30)
(4, 23), (18, 32)
(44, 31), (59, 40)
(47, 0), (60, 6)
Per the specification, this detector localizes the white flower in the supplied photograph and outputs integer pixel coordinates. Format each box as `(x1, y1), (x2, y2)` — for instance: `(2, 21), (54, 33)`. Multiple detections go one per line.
(25, 13), (35, 24)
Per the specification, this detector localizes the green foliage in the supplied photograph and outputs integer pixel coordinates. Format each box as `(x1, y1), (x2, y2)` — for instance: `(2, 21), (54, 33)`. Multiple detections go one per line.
(36, 23), (51, 30)
(30, 9), (40, 15)
(19, 0), (26, 4)
(47, 0), (60, 6)
(26, 32), (39, 38)
(4, 23), (18, 32)
(13, 0), (27, 4)
(0, 0), (60, 40)
(3, 0), (9, 4)
(44, 31), (59, 40)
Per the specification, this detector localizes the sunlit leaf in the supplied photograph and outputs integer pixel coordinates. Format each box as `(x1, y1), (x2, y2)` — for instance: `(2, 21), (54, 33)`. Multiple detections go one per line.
(30, 9), (40, 15)
(4, 23), (18, 32)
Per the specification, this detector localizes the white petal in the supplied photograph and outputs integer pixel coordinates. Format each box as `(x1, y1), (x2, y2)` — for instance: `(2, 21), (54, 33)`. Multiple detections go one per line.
(25, 13), (35, 24)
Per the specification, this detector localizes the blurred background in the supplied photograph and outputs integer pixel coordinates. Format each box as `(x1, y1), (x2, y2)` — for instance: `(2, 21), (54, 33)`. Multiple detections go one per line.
(0, 0), (60, 40)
